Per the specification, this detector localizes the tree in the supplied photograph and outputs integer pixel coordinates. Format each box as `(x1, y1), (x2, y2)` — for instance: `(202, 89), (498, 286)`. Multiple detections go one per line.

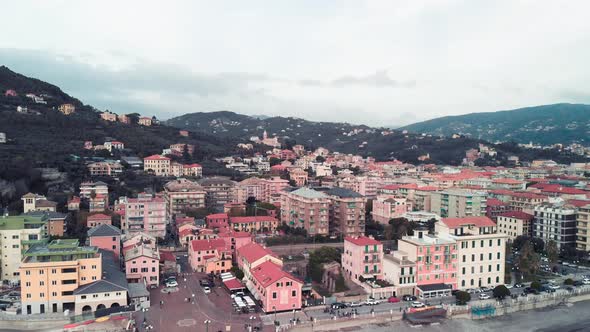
(493, 285), (511, 299)
(269, 157), (281, 166)
(530, 281), (541, 291)
(564, 278), (574, 285)
(231, 266), (244, 280)
(545, 240), (559, 267)
(518, 240), (540, 278)
(315, 155), (326, 163)
(307, 247), (341, 283)
(455, 291), (471, 305)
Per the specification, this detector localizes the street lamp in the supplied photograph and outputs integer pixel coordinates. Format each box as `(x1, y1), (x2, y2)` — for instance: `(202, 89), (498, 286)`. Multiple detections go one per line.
(273, 306), (277, 325)
(204, 319), (211, 332)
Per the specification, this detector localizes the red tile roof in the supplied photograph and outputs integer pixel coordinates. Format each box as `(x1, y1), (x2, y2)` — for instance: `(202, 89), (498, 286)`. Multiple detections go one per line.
(497, 211), (534, 220)
(237, 242), (276, 264)
(345, 236), (382, 246)
(183, 163), (202, 168)
(159, 251), (176, 263)
(417, 186), (439, 191)
(510, 192), (548, 199)
(144, 155), (170, 161)
(539, 185), (586, 195)
(179, 228), (195, 238)
(486, 198), (508, 207)
(250, 261), (301, 287)
(223, 278), (245, 290)
(190, 238), (228, 252)
(229, 216), (278, 224)
(206, 213), (229, 219)
(87, 213), (111, 221)
(489, 189), (515, 196)
(566, 199), (590, 208)
(441, 216), (496, 228)
(381, 184), (400, 190)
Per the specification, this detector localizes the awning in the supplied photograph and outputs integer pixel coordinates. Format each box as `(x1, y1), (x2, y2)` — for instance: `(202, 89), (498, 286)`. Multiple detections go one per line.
(224, 278), (245, 291)
(417, 283), (452, 292)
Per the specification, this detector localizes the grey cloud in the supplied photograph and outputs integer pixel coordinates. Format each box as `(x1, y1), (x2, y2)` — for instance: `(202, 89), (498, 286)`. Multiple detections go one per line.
(296, 70), (415, 88)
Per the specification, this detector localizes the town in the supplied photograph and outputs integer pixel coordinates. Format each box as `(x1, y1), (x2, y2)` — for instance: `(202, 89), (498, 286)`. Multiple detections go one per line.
(1, 91), (590, 331)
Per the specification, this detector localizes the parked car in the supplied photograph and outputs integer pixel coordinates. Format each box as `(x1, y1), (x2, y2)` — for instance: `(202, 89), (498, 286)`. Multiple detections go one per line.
(514, 283), (524, 288)
(165, 280), (178, 288)
(411, 301), (425, 308)
(203, 286), (211, 294)
(403, 295), (417, 301)
(582, 278), (590, 285)
(479, 294), (491, 300)
(548, 284), (560, 290)
(348, 302), (363, 307)
(365, 298), (380, 305)
(331, 302), (347, 309)
(387, 296), (400, 303)
(199, 279), (210, 287)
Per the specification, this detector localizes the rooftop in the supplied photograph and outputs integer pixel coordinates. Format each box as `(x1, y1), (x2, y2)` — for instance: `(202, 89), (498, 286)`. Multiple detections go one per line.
(441, 216), (496, 229)
(0, 215), (47, 230)
(288, 187), (329, 199)
(316, 187), (363, 198)
(345, 236), (382, 246)
(251, 261), (301, 287)
(88, 224), (122, 237)
(237, 242), (277, 264)
(23, 239), (99, 262)
(497, 211), (534, 220)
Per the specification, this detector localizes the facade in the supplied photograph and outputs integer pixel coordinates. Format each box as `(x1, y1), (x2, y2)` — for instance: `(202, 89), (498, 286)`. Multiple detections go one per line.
(88, 162), (123, 177)
(188, 238), (232, 274)
(199, 177), (236, 211)
(576, 204), (590, 252)
(382, 250), (417, 297)
(485, 198), (511, 221)
(372, 195), (412, 224)
(87, 213), (112, 228)
(342, 236), (384, 284)
(496, 211), (534, 241)
(318, 187), (367, 237)
(0, 215), (48, 282)
(19, 239), (102, 315)
(429, 189), (487, 218)
(533, 203), (577, 249)
(236, 242), (282, 281)
(79, 181), (109, 200)
(163, 179), (207, 220)
(21, 193), (57, 214)
(233, 177), (289, 204)
(206, 213), (230, 232)
(436, 217), (506, 290)
(279, 187), (330, 236)
(143, 155), (171, 176)
(229, 216), (279, 233)
(124, 245), (160, 287)
(138, 117), (152, 126)
(100, 112), (117, 121)
(250, 261), (302, 313)
(508, 192), (548, 214)
(121, 196), (166, 239)
(88, 224), (122, 262)
(58, 103), (75, 115)
(22, 211), (67, 237)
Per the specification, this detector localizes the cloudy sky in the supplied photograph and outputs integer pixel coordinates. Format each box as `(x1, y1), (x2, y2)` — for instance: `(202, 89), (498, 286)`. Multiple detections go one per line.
(1, 0), (590, 127)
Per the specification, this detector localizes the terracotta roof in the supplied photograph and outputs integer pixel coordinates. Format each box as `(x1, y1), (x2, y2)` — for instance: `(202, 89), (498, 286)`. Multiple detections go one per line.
(183, 163), (202, 168)
(87, 213), (112, 221)
(345, 236), (382, 246)
(441, 216), (496, 229)
(486, 198), (508, 207)
(230, 216), (278, 224)
(206, 213), (229, 220)
(159, 251), (176, 263)
(179, 228), (195, 238)
(223, 278), (245, 290)
(144, 155), (170, 161)
(250, 261), (301, 288)
(190, 238), (228, 252)
(489, 189), (515, 195)
(497, 211), (534, 220)
(381, 184), (400, 190)
(237, 242), (276, 264)
(566, 199), (590, 208)
(510, 192), (548, 199)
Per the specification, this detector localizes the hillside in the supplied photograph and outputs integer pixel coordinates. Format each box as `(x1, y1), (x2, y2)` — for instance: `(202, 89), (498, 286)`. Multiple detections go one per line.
(400, 103), (590, 145)
(166, 111), (588, 165)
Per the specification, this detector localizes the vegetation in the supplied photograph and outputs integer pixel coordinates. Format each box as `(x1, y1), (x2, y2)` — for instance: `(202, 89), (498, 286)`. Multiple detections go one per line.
(517, 241), (541, 279)
(530, 281), (542, 291)
(564, 278), (574, 286)
(307, 246), (341, 283)
(455, 291), (471, 305)
(493, 285), (511, 299)
(230, 266), (244, 280)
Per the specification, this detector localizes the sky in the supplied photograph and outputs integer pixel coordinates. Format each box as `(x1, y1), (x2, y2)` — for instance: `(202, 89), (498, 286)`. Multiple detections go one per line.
(1, 0), (590, 127)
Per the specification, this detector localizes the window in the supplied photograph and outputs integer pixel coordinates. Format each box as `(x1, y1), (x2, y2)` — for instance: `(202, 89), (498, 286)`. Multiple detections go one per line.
(272, 292), (277, 299)
(292, 290), (297, 297)
(26, 294), (31, 298)
(92, 276), (97, 280)
(480, 254), (483, 261)
(91, 265), (97, 269)
(462, 267), (466, 275)
(81, 266), (86, 270)
(131, 268), (138, 273)
(51, 269), (57, 274)
(25, 270), (30, 276)
(25, 282), (31, 287)
(81, 295), (86, 299)
(40, 293), (45, 298)
(52, 292), (57, 297)
(39, 270), (44, 275)
(52, 280), (57, 285)
(39, 281), (44, 286)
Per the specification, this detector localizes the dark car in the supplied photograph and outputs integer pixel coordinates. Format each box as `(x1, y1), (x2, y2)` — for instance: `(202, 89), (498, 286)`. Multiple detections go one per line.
(331, 302), (347, 309)
(403, 295), (417, 301)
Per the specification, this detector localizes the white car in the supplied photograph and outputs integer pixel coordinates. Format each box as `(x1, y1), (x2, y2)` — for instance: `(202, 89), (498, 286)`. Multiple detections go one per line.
(411, 301), (425, 308)
(582, 278), (590, 285)
(479, 294), (491, 300)
(548, 284), (560, 290)
(348, 302), (363, 307)
(203, 286), (211, 294)
(165, 280), (178, 288)
(365, 299), (380, 305)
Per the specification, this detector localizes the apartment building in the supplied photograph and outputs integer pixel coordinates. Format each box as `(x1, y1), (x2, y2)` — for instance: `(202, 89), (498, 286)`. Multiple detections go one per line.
(22, 211), (67, 237)
(87, 162), (123, 177)
(382, 250), (417, 297)
(429, 189), (487, 218)
(21, 193), (57, 214)
(317, 187), (367, 237)
(58, 103), (76, 115)
(233, 177), (289, 203)
(199, 177), (236, 211)
(121, 195), (166, 239)
(19, 239), (101, 315)
(508, 192), (548, 214)
(279, 187), (330, 236)
(87, 213), (112, 228)
(397, 229), (457, 297)
(485, 198), (511, 221)
(533, 203), (577, 249)
(576, 204), (590, 252)
(236, 242), (282, 281)
(342, 236), (383, 284)
(229, 216), (279, 233)
(249, 261), (303, 313)
(124, 245), (159, 287)
(436, 217), (506, 290)
(163, 178), (207, 220)
(496, 211), (534, 241)
(79, 181), (109, 203)
(188, 238), (232, 274)
(88, 224), (122, 262)
(0, 215), (48, 282)
(143, 155), (171, 176)
(372, 195), (412, 224)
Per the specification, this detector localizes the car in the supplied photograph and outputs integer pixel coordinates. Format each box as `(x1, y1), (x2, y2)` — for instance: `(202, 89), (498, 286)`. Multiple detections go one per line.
(467, 288), (477, 294)
(566, 286), (574, 292)
(482, 287), (493, 292)
(548, 284), (560, 290)
(348, 302), (363, 307)
(514, 283), (524, 288)
(331, 302), (347, 309)
(165, 280), (178, 288)
(583, 278), (590, 285)
(541, 286), (555, 293)
(573, 280), (584, 287)
(403, 295), (417, 301)
(203, 286), (211, 294)
(199, 279), (210, 286)
(506, 284), (513, 289)
(365, 298), (380, 305)
(479, 294), (491, 300)
(411, 301), (425, 308)
(387, 296), (400, 303)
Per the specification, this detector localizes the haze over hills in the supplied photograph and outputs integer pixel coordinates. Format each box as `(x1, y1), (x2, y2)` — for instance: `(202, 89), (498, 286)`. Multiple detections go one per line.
(400, 103), (590, 145)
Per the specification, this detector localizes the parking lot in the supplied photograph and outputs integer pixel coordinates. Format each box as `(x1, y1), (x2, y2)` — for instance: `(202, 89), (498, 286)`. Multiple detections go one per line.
(133, 254), (267, 332)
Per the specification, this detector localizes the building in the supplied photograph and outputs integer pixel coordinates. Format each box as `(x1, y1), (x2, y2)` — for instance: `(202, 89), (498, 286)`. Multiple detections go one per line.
(533, 203), (577, 249)
(429, 189), (487, 218)
(88, 224), (122, 262)
(436, 217), (506, 290)
(199, 177), (236, 211)
(188, 239), (232, 274)
(318, 187), (367, 237)
(143, 155), (171, 176)
(236, 242), (282, 281)
(342, 236), (383, 285)
(19, 239), (102, 314)
(496, 211), (534, 241)
(88, 162), (123, 177)
(68, 197), (81, 211)
(183, 164), (203, 177)
(79, 182), (109, 201)
(397, 229), (457, 298)
(372, 195), (412, 224)
(279, 188), (330, 236)
(138, 117), (152, 126)
(229, 216), (279, 233)
(21, 193), (57, 214)
(382, 250), (417, 297)
(103, 141), (125, 152)
(508, 192), (548, 214)
(22, 211), (67, 237)
(58, 103), (75, 115)
(124, 245), (159, 287)
(485, 198), (511, 221)
(87, 213), (112, 228)
(233, 177), (289, 203)
(289, 168), (308, 187)
(89, 194), (108, 212)
(118, 114), (130, 124)
(249, 261), (302, 313)
(206, 213), (230, 232)
(163, 178), (207, 220)
(0, 215), (49, 282)
(576, 204), (590, 252)
(100, 112), (118, 122)
(121, 196), (166, 239)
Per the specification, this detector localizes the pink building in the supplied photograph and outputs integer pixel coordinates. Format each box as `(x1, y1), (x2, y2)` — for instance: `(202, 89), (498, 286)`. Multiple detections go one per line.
(206, 213), (230, 231)
(87, 213), (112, 228)
(122, 196), (166, 239)
(342, 236), (384, 284)
(88, 224), (122, 261)
(397, 229), (457, 296)
(4, 89), (17, 97)
(250, 261), (303, 313)
(236, 242), (282, 280)
(372, 195), (412, 224)
(124, 245), (160, 287)
(188, 239), (232, 274)
(218, 231), (252, 257)
(279, 187), (330, 236)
